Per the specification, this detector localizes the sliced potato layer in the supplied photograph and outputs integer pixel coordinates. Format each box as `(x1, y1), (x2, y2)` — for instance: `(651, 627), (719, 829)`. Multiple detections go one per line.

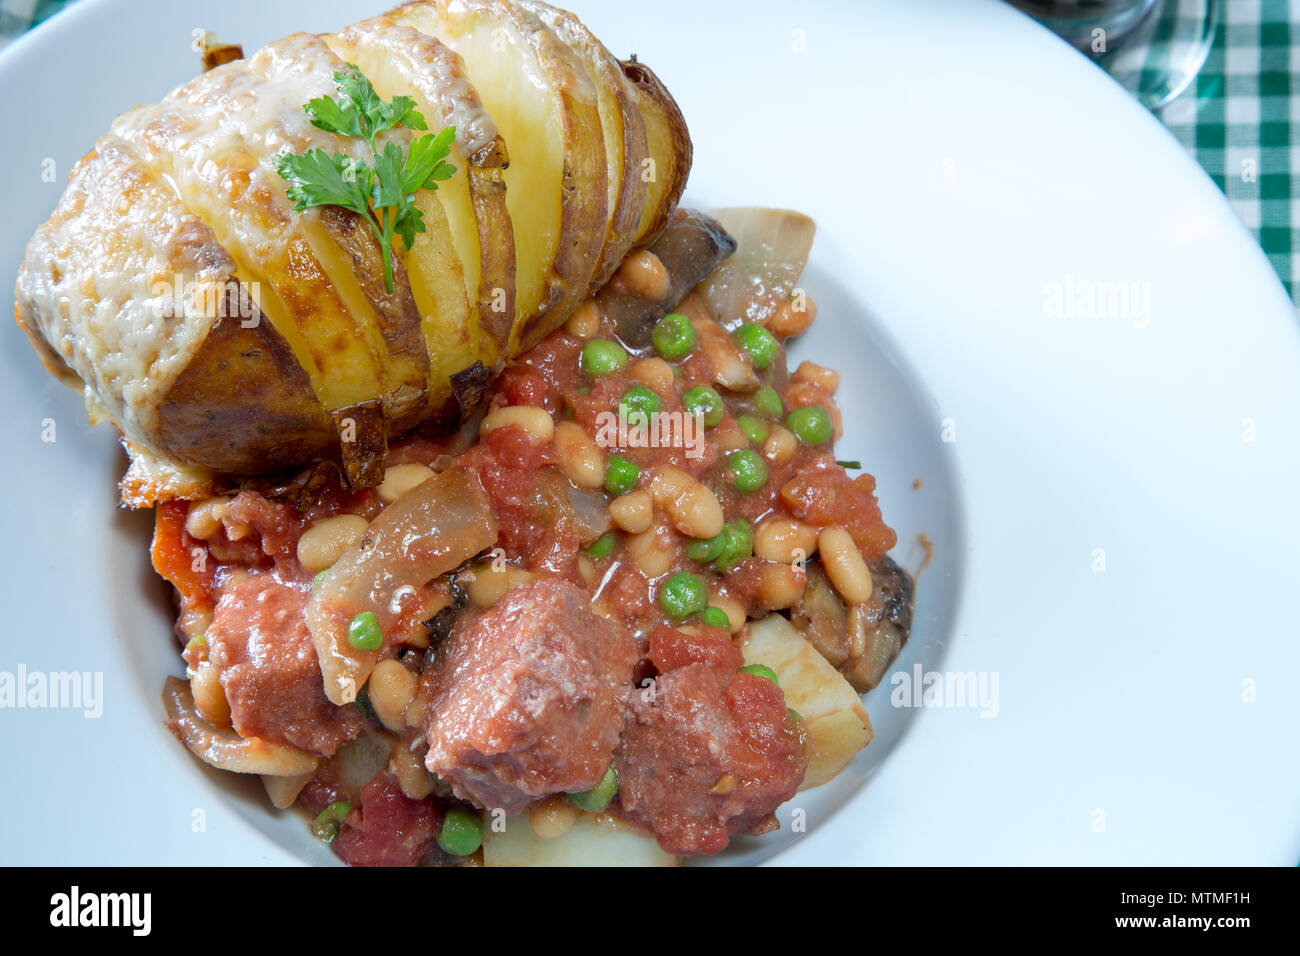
(520, 0), (649, 289)
(391, 0), (608, 350)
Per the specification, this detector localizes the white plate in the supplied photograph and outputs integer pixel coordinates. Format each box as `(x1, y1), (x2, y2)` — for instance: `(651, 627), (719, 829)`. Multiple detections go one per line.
(1, 0), (1297, 866)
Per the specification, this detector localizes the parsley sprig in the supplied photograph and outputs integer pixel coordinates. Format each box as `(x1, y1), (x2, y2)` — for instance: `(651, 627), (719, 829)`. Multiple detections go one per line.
(274, 65), (456, 293)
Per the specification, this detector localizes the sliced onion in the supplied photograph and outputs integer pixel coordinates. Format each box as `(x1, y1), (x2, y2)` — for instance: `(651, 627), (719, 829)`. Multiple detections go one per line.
(163, 676), (319, 776)
(696, 208), (816, 329)
(306, 465), (498, 705)
(564, 481), (614, 542)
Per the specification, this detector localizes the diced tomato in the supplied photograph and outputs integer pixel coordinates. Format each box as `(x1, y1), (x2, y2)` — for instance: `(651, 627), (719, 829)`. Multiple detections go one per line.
(334, 773), (440, 868)
(649, 625), (743, 673)
(780, 454), (897, 559)
(151, 501), (215, 614)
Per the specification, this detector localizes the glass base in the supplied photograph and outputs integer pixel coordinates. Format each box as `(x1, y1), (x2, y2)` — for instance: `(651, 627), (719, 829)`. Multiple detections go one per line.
(1093, 0), (1218, 110)
(1012, 0), (1160, 50)
(1010, 0), (1219, 111)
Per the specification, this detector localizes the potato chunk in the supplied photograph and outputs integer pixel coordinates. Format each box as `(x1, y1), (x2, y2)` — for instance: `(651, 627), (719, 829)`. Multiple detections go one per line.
(741, 615), (873, 789)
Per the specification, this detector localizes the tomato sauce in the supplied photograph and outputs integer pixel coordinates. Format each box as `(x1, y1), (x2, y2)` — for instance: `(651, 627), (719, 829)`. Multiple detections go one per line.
(151, 240), (904, 865)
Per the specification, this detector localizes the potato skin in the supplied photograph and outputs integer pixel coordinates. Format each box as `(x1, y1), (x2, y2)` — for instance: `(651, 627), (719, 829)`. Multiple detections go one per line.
(317, 204), (430, 428)
(157, 287), (335, 475)
(520, 0), (650, 290)
(622, 58), (693, 250)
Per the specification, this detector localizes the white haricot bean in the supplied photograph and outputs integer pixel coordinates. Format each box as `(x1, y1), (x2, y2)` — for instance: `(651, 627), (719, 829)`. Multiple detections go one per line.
(648, 465), (692, 503)
(565, 300), (602, 339)
(389, 743), (437, 800)
(672, 484), (724, 540)
(553, 421), (606, 489)
(296, 514), (368, 573)
(709, 590), (746, 634)
(712, 418), (748, 453)
(191, 662), (230, 728)
(378, 463), (436, 503)
(630, 357), (675, 396)
(754, 517), (819, 565)
(819, 528), (874, 604)
(692, 317), (758, 392)
(617, 249), (670, 300)
(368, 659), (417, 733)
(755, 560), (807, 610)
(609, 489), (653, 534)
(185, 496), (229, 540)
(262, 772), (313, 810)
(480, 405), (555, 442)
(766, 295), (818, 337)
(787, 383), (843, 440)
(529, 795), (580, 839)
(627, 524), (676, 579)
(466, 565), (535, 608)
(793, 360), (840, 394)
(649, 466), (723, 539)
(763, 425), (798, 464)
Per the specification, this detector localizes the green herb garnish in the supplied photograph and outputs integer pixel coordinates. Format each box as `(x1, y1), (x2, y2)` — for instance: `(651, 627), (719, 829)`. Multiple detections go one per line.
(274, 65), (457, 293)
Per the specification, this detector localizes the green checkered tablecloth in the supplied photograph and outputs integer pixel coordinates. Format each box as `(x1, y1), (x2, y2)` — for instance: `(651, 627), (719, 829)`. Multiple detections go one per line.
(3, 0), (1297, 300)
(1159, 0), (1299, 299)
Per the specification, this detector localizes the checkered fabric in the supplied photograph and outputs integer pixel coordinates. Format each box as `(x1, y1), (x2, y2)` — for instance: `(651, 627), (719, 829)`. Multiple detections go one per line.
(1159, 0), (1298, 300)
(2, 0), (1296, 300)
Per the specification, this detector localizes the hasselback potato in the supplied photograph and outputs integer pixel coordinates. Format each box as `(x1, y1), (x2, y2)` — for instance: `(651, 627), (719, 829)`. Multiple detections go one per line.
(13, 0), (690, 503)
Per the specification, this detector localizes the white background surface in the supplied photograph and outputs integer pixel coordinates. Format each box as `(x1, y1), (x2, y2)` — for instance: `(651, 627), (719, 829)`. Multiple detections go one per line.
(0, 0), (1296, 865)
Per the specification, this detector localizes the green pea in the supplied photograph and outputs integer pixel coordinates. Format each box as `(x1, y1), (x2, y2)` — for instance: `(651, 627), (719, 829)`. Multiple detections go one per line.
(581, 338), (628, 377)
(740, 663), (780, 685)
(659, 571), (708, 620)
(347, 611), (383, 651)
(687, 520), (751, 572)
(736, 414), (769, 445)
(727, 449), (768, 493)
(686, 530), (726, 562)
(587, 531), (618, 560)
(682, 385), (724, 428)
(619, 384), (661, 426)
(311, 569), (328, 592)
(651, 312), (697, 360)
(437, 807), (484, 856)
(605, 454), (641, 496)
(733, 323), (780, 370)
(788, 707), (807, 738)
(568, 765), (618, 813)
(311, 801), (351, 843)
(754, 385), (783, 419)
(701, 606), (731, 629)
(716, 519), (754, 573)
(786, 405), (833, 445)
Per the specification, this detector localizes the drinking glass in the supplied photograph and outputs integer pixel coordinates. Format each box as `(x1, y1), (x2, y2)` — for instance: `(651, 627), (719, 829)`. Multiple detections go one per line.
(1008, 0), (1220, 110)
